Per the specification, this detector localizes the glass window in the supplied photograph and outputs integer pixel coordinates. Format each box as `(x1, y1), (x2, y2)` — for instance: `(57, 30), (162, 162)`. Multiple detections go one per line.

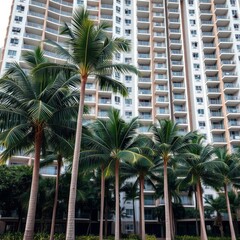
(16, 5), (25, 11)
(12, 27), (21, 33)
(125, 99), (132, 105)
(8, 50), (17, 57)
(14, 16), (23, 22)
(198, 109), (204, 115)
(10, 38), (19, 45)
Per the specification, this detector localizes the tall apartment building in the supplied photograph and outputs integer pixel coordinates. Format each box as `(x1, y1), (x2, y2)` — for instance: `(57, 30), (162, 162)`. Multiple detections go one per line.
(1, 0), (240, 235)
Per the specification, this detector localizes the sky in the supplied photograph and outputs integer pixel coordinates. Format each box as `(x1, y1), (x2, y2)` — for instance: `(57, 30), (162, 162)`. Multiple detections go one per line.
(0, 1), (12, 48)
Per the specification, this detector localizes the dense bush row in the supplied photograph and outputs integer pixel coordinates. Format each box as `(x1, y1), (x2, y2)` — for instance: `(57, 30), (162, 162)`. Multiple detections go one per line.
(0, 233), (157, 240)
(175, 236), (240, 240)
(2, 234), (240, 240)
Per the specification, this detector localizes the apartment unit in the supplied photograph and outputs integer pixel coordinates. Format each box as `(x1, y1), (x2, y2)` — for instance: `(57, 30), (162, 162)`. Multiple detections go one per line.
(1, 0), (240, 235)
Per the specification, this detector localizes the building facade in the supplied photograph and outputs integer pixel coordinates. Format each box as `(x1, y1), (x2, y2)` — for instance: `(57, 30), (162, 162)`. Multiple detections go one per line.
(1, 0), (240, 235)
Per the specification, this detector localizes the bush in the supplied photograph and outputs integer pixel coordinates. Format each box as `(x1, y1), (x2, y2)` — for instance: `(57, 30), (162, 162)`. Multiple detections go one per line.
(175, 236), (240, 240)
(145, 235), (157, 240)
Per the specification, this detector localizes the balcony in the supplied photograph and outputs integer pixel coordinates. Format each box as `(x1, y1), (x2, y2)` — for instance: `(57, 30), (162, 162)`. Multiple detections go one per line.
(98, 99), (111, 104)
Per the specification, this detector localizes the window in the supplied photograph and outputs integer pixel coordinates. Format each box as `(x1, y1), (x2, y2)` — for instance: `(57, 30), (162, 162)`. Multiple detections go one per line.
(125, 9), (131, 15)
(194, 63), (200, 69)
(115, 53), (120, 60)
(115, 96), (120, 104)
(194, 75), (201, 81)
(116, 16), (121, 23)
(190, 20), (196, 25)
(235, 34), (240, 41)
(195, 86), (202, 92)
(116, 0), (121, 3)
(125, 98), (132, 105)
(14, 16), (23, 22)
(127, 87), (132, 93)
(115, 72), (120, 79)
(199, 121), (205, 127)
(5, 62), (11, 69)
(8, 50), (17, 57)
(191, 30), (197, 36)
(198, 109), (204, 115)
(234, 24), (239, 30)
(12, 27), (21, 33)
(16, 5), (25, 12)
(125, 0), (131, 5)
(77, 0), (84, 4)
(189, 0), (194, 4)
(230, 0), (236, 6)
(189, 10), (195, 15)
(232, 10), (238, 18)
(125, 111), (132, 118)
(125, 19), (131, 25)
(125, 29), (131, 35)
(10, 38), (19, 45)
(125, 75), (132, 82)
(126, 209), (133, 216)
(193, 53), (199, 59)
(205, 194), (213, 200)
(237, 45), (240, 52)
(197, 97), (203, 104)
(192, 42), (198, 48)
(116, 6), (121, 13)
(115, 26), (121, 34)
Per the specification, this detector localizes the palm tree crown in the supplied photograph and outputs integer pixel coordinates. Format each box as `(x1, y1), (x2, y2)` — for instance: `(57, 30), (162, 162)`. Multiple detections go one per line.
(0, 47), (78, 240)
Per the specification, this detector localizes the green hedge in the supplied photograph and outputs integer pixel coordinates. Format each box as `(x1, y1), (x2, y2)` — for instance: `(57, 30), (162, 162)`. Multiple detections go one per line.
(0, 233), (157, 240)
(175, 236), (240, 240)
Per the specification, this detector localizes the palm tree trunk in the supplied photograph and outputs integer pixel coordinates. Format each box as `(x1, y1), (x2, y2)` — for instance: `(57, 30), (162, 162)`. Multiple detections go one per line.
(196, 181), (207, 240)
(104, 199), (108, 238)
(115, 159), (120, 240)
(50, 157), (61, 240)
(66, 77), (87, 240)
(23, 126), (43, 240)
(194, 190), (199, 236)
(163, 161), (171, 240)
(139, 175), (146, 240)
(133, 198), (136, 235)
(169, 200), (175, 239)
(99, 166), (105, 240)
(224, 184), (236, 240)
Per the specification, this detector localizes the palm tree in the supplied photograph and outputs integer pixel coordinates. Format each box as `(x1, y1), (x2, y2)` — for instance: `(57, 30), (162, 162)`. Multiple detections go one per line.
(178, 137), (225, 240)
(120, 182), (139, 234)
(40, 139), (74, 240)
(155, 167), (182, 238)
(0, 47), (79, 240)
(81, 108), (148, 240)
(204, 196), (226, 237)
(35, 9), (138, 239)
(150, 120), (195, 240)
(120, 154), (157, 240)
(215, 147), (240, 240)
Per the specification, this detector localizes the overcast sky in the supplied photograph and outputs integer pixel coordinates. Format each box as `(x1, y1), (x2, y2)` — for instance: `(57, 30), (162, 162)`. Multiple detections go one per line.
(0, 1), (12, 48)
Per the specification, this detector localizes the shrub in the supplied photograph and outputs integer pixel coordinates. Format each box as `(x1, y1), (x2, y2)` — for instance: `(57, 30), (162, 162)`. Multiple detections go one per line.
(145, 235), (157, 240)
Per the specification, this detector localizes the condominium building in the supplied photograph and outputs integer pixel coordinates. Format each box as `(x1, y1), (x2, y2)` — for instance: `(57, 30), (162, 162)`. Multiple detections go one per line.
(1, 0), (240, 235)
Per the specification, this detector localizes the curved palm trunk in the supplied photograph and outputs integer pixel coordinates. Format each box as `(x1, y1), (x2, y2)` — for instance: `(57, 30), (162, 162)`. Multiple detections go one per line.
(224, 184), (236, 240)
(115, 159), (120, 240)
(196, 181), (207, 240)
(66, 77), (87, 240)
(50, 157), (61, 240)
(23, 127), (43, 240)
(99, 166), (105, 240)
(139, 175), (146, 240)
(163, 161), (171, 240)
